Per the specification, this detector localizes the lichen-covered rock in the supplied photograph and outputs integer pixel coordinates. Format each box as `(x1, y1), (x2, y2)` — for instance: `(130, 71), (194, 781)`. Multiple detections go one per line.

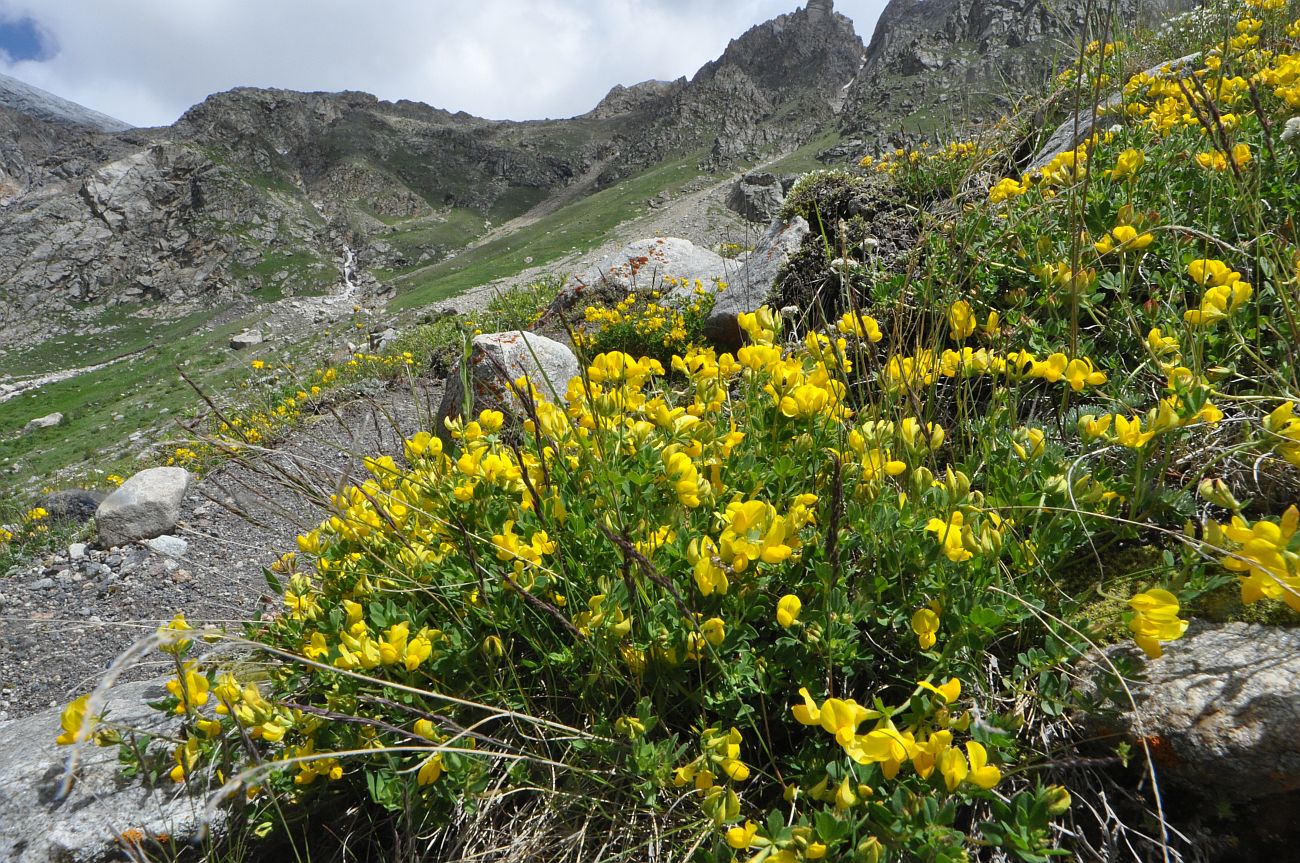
(95, 467), (192, 548)
(0, 679), (225, 863)
(1078, 621), (1300, 802)
(727, 171), (786, 223)
(435, 331), (580, 441)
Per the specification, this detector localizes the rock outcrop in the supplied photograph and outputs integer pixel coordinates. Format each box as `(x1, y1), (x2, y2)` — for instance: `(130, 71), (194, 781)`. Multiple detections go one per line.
(0, 679), (225, 863)
(1079, 622), (1300, 803)
(545, 237), (733, 319)
(700, 216), (810, 350)
(839, 0), (1200, 151)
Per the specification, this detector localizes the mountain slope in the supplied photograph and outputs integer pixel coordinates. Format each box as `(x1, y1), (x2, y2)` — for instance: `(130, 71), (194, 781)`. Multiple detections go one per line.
(0, 72), (131, 132)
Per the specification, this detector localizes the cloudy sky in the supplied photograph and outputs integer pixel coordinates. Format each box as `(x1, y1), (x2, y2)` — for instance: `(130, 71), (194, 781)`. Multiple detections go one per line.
(0, 1), (888, 128)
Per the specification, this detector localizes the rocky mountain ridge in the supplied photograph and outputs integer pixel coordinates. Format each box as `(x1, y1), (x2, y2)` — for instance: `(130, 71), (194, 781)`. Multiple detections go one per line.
(0, 0), (1198, 357)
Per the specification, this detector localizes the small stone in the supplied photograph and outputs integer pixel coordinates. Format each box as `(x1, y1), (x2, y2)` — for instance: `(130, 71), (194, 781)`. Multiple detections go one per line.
(29, 578), (53, 590)
(68, 542), (87, 559)
(144, 535), (188, 558)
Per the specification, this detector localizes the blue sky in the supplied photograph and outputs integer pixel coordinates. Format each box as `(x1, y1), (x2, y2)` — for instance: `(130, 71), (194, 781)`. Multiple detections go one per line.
(0, 1), (888, 128)
(0, 15), (46, 61)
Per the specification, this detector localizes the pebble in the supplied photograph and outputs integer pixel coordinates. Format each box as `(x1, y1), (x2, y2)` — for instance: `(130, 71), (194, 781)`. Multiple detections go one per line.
(68, 543), (87, 559)
(145, 535), (189, 558)
(30, 578), (53, 590)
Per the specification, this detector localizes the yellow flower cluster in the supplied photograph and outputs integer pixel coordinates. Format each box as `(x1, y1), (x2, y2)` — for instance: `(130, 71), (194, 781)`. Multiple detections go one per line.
(1184, 258), (1253, 327)
(790, 683), (999, 794)
(859, 140), (997, 177)
(1206, 505), (1300, 612)
(882, 346), (1108, 393)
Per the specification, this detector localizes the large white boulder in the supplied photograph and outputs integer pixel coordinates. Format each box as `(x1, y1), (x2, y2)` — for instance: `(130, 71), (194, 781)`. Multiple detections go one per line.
(95, 467), (192, 548)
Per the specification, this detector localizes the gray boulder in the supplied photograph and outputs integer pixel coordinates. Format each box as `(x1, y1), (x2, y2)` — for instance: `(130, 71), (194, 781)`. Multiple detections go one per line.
(727, 171), (786, 223)
(0, 679), (225, 863)
(544, 237), (732, 319)
(436, 331), (581, 441)
(40, 489), (105, 525)
(701, 216), (810, 350)
(22, 412), (63, 433)
(1079, 621), (1300, 802)
(95, 467), (192, 548)
(229, 329), (263, 350)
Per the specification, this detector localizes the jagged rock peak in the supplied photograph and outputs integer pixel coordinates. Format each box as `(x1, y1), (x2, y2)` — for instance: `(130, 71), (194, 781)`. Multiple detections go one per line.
(807, 0), (834, 19)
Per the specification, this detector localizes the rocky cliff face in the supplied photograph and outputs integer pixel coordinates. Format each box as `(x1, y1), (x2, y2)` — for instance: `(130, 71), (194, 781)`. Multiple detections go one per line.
(599, 0), (864, 170)
(839, 0), (1199, 145)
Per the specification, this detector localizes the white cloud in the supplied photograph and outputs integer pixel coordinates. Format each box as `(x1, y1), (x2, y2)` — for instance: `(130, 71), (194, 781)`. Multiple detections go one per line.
(0, 0), (886, 127)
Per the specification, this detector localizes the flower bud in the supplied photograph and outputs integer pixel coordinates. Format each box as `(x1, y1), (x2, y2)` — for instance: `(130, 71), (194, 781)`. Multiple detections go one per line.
(1044, 785), (1073, 816)
(1197, 478), (1240, 511)
(856, 837), (884, 863)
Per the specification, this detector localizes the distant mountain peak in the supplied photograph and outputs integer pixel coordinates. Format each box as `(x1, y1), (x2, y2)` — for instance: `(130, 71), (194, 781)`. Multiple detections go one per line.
(0, 72), (131, 132)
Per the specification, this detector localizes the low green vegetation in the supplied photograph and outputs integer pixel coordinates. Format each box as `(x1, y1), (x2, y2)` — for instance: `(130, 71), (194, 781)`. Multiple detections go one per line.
(33, 4), (1300, 862)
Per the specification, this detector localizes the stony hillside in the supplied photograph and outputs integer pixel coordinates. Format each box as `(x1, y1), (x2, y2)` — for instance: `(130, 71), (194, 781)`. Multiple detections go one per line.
(838, 0), (1201, 148)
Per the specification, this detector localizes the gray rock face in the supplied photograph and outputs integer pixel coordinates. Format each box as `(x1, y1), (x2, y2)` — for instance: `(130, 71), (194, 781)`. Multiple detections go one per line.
(21, 412), (63, 433)
(95, 467), (192, 548)
(436, 331), (581, 441)
(1080, 622), (1300, 802)
(727, 171), (786, 223)
(39, 489), (106, 525)
(702, 216), (810, 351)
(545, 237), (732, 319)
(0, 679), (223, 863)
(839, 0), (1200, 153)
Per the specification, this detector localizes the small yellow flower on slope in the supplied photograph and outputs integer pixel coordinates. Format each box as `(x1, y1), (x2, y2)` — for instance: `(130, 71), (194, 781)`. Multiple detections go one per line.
(1093, 224), (1153, 255)
(948, 300), (976, 341)
(56, 694), (97, 745)
(917, 677), (961, 704)
(911, 607), (940, 649)
(776, 594), (802, 628)
(1109, 148), (1144, 180)
(837, 310), (883, 341)
(1127, 588), (1188, 658)
(965, 741), (1001, 789)
(926, 511), (972, 562)
(1218, 505), (1300, 610)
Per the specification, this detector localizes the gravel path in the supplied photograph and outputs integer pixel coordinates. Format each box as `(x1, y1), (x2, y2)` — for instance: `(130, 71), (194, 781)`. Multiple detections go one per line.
(0, 378), (442, 720)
